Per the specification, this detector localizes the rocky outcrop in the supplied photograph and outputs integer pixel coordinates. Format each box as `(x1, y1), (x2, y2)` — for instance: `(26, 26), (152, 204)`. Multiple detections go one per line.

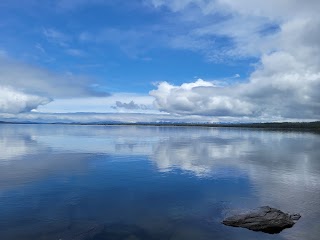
(222, 206), (301, 234)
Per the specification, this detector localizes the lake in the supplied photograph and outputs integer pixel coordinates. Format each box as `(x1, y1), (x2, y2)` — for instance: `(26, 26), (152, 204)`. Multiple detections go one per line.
(0, 124), (319, 240)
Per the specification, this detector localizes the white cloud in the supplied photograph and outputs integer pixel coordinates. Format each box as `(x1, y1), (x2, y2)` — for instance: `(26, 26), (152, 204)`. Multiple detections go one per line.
(148, 0), (320, 121)
(150, 79), (255, 117)
(0, 86), (51, 113)
(147, 0), (320, 61)
(150, 65), (320, 120)
(0, 55), (108, 114)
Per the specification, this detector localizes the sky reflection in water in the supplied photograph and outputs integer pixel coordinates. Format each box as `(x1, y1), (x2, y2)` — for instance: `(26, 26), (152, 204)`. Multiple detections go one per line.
(0, 124), (319, 240)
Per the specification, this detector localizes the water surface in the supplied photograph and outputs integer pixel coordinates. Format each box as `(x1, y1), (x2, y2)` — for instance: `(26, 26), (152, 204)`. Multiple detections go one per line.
(0, 124), (319, 240)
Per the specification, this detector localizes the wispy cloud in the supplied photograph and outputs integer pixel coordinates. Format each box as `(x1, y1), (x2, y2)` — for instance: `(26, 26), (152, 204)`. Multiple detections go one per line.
(35, 43), (46, 54)
(79, 27), (162, 59)
(43, 28), (70, 47)
(65, 48), (86, 57)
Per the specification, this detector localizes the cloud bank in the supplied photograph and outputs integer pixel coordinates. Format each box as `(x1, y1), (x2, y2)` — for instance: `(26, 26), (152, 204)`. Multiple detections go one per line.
(0, 55), (108, 113)
(149, 0), (320, 121)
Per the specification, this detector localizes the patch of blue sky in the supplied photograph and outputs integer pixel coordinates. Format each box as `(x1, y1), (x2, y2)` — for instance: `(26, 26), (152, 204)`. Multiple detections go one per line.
(258, 23), (281, 37)
(0, 0), (254, 81)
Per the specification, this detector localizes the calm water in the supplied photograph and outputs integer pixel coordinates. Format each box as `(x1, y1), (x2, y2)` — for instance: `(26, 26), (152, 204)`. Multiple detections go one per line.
(0, 124), (319, 240)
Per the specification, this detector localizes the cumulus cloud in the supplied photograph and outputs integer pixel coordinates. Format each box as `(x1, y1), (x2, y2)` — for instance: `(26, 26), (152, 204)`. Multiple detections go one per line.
(149, 0), (320, 121)
(150, 69), (320, 120)
(150, 79), (255, 116)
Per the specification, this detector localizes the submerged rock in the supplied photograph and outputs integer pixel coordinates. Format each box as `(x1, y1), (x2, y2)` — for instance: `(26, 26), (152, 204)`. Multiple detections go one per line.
(222, 206), (301, 234)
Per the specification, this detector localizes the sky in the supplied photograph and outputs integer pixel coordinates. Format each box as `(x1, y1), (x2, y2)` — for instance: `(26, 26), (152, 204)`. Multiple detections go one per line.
(0, 0), (319, 123)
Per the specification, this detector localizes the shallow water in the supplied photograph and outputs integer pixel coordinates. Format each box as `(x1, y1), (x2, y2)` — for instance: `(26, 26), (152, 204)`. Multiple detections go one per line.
(0, 124), (319, 240)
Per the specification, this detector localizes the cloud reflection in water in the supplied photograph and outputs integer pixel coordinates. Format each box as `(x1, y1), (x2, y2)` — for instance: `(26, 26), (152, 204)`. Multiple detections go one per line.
(0, 124), (319, 240)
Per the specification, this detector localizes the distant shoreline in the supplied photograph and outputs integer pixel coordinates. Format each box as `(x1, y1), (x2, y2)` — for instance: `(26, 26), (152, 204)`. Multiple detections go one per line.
(1, 121), (319, 131)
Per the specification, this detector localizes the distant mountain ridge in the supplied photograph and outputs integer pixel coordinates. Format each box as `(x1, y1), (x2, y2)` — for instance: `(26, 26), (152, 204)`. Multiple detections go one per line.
(0, 120), (319, 131)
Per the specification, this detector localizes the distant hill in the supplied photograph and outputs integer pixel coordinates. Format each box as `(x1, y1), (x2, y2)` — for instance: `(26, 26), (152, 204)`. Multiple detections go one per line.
(0, 120), (319, 131)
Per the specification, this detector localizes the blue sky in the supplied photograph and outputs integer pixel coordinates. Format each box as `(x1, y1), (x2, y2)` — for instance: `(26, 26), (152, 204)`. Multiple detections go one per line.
(0, 0), (320, 122)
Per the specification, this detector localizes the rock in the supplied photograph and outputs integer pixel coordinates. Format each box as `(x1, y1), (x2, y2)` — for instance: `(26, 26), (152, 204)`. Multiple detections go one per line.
(222, 206), (301, 234)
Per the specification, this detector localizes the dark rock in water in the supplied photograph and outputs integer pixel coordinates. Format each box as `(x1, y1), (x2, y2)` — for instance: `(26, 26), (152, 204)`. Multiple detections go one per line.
(222, 206), (301, 234)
